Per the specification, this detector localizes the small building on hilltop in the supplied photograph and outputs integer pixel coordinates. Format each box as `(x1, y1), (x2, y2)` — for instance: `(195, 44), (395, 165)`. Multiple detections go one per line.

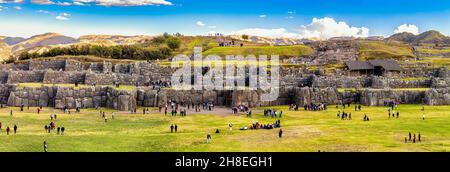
(344, 60), (401, 77)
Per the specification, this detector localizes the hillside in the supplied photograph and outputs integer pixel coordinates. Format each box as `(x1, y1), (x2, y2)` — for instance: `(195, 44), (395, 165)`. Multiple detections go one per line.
(386, 30), (450, 45)
(0, 41), (11, 61)
(11, 32), (77, 54)
(359, 41), (414, 60)
(203, 45), (315, 58)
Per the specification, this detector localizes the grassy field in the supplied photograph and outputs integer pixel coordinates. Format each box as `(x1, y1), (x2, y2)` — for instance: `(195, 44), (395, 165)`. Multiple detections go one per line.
(359, 41), (414, 60)
(203, 45), (315, 58)
(0, 104), (449, 152)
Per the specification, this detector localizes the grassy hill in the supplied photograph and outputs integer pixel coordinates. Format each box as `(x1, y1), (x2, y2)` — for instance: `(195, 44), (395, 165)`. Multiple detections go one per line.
(203, 45), (314, 58)
(359, 41), (414, 60)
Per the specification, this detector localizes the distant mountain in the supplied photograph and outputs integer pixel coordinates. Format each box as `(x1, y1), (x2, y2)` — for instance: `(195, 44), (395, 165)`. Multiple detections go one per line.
(2, 37), (26, 45)
(386, 30), (450, 44)
(12, 33), (77, 53)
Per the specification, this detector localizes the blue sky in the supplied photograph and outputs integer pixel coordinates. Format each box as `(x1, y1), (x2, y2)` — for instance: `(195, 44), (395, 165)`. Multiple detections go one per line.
(0, 0), (449, 38)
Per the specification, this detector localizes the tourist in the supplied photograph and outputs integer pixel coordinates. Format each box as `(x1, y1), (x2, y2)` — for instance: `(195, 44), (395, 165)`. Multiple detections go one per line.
(413, 134), (416, 143)
(37, 108), (40, 114)
(13, 124), (17, 134)
(175, 124), (178, 133)
(44, 141), (48, 152)
(422, 113), (426, 120)
(229, 122), (233, 131)
(57, 126), (61, 135)
(10, 110), (13, 118)
(418, 132), (421, 142)
(104, 116), (108, 123)
(6, 126), (10, 135)
(170, 124), (174, 133)
(61, 126), (65, 135)
(112, 112), (115, 120)
(396, 112), (399, 118)
(215, 129), (220, 134)
(404, 137), (407, 143)
(207, 133), (211, 143)
(409, 132), (412, 141)
(279, 129), (283, 138)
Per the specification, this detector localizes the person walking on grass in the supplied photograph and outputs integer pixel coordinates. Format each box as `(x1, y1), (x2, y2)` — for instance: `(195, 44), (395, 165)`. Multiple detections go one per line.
(61, 126), (65, 135)
(279, 129), (283, 138)
(170, 124), (174, 133)
(13, 124), (17, 134)
(6, 126), (10, 135)
(43, 141), (48, 152)
(207, 133), (211, 143)
(175, 124), (178, 133)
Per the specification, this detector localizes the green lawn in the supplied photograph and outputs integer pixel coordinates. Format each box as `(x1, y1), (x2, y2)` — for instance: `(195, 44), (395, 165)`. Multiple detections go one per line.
(0, 104), (449, 152)
(203, 45), (315, 58)
(359, 41), (414, 60)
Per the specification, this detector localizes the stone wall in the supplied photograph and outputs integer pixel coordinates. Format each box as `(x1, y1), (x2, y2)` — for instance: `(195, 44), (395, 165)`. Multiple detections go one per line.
(370, 76), (431, 89)
(6, 71), (45, 83)
(29, 60), (66, 71)
(0, 84), (14, 104)
(84, 72), (144, 86)
(424, 88), (450, 105)
(293, 87), (341, 106)
(7, 86), (57, 107)
(311, 75), (368, 88)
(360, 89), (425, 106)
(43, 71), (86, 84)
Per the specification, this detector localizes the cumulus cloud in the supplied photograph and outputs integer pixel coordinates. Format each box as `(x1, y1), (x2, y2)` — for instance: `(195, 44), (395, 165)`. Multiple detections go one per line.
(259, 15), (266, 18)
(229, 28), (300, 39)
(298, 17), (369, 39)
(31, 0), (55, 4)
(57, 1), (72, 6)
(394, 24), (419, 35)
(0, 0), (23, 3)
(73, 0), (172, 6)
(196, 21), (205, 27)
(229, 17), (370, 40)
(13, 6), (21, 10)
(56, 12), (71, 20)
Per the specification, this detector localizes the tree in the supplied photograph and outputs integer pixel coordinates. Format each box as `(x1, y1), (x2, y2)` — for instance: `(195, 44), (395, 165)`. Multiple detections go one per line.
(242, 34), (249, 40)
(151, 36), (166, 45)
(165, 37), (181, 50)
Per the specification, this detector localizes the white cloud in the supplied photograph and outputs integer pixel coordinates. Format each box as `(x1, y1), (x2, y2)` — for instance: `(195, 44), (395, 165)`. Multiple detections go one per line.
(73, 1), (87, 5)
(208, 25), (216, 29)
(298, 17), (369, 39)
(229, 17), (370, 40)
(0, 0), (23, 3)
(13, 6), (21, 10)
(196, 21), (205, 27)
(229, 28), (300, 39)
(259, 15), (266, 18)
(37, 9), (52, 14)
(31, 0), (55, 4)
(57, 1), (72, 6)
(73, 0), (172, 6)
(394, 24), (419, 35)
(56, 13), (71, 20)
